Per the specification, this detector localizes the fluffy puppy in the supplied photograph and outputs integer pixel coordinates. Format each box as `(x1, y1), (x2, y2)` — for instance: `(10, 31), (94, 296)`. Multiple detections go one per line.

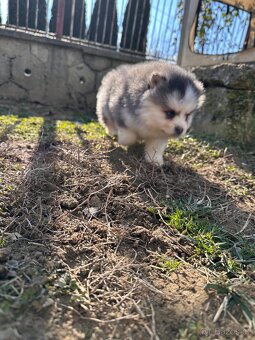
(96, 61), (205, 165)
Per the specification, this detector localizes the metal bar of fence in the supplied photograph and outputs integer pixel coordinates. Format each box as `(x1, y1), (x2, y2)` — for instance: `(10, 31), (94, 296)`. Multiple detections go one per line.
(70, 0), (76, 38)
(136, 0), (147, 51)
(79, 0), (85, 39)
(130, 0), (139, 50)
(239, 12), (249, 50)
(56, 0), (65, 38)
(26, 0), (29, 29)
(95, 0), (102, 42)
(46, 0), (49, 35)
(17, 0), (19, 26)
(123, 0), (132, 48)
(35, 0), (39, 30)
(102, 0), (110, 44)
(109, 0), (117, 46)
(7, 0), (9, 24)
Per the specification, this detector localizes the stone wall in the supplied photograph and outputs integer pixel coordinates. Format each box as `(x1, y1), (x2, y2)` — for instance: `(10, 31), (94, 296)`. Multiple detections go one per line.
(0, 30), (143, 113)
(193, 63), (255, 148)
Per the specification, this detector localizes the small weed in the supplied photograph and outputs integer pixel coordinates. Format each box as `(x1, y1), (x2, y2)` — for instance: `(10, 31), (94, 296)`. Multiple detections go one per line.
(19, 286), (44, 305)
(178, 319), (204, 340)
(159, 257), (182, 274)
(0, 235), (7, 247)
(50, 273), (89, 305)
(0, 300), (11, 315)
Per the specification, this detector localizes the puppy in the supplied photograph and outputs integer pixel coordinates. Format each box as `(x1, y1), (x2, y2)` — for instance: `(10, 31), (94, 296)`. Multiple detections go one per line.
(96, 61), (205, 165)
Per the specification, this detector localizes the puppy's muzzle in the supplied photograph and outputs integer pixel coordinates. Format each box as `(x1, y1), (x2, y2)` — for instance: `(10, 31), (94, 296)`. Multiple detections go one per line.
(175, 126), (183, 136)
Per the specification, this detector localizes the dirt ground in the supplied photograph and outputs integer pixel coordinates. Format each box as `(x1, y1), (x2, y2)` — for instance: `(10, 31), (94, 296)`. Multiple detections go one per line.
(0, 108), (254, 340)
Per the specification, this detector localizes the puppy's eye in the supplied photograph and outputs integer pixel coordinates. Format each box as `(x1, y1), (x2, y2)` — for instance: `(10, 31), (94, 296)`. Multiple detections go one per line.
(165, 110), (176, 119)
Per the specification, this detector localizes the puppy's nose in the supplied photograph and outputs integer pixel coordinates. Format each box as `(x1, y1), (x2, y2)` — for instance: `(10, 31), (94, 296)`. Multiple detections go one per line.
(175, 126), (183, 136)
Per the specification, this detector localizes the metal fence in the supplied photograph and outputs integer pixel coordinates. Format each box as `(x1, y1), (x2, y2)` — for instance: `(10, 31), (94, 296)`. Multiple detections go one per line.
(0, 1), (253, 62)
(0, 0), (184, 62)
(194, 0), (251, 55)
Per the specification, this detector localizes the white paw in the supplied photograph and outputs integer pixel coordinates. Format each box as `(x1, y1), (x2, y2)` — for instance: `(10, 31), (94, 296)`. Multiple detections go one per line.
(145, 153), (164, 166)
(117, 129), (137, 146)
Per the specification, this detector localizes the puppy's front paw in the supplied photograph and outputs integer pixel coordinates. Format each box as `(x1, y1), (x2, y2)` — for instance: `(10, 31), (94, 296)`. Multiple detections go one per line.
(145, 154), (164, 166)
(117, 128), (137, 146)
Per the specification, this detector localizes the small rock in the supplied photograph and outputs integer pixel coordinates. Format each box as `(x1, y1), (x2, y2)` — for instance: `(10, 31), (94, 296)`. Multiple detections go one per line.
(83, 207), (99, 217)
(34, 251), (43, 258)
(42, 297), (55, 308)
(7, 270), (16, 278)
(60, 197), (78, 210)
(0, 265), (8, 280)
(0, 249), (10, 263)
(7, 260), (19, 269)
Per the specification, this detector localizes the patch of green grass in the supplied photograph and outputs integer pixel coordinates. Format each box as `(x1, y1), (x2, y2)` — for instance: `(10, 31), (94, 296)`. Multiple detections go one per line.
(167, 137), (255, 195)
(0, 115), (20, 135)
(163, 205), (247, 273)
(81, 121), (106, 139)
(148, 200), (255, 326)
(57, 120), (106, 143)
(12, 117), (44, 140)
(149, 199), (255, 275)
(167, 136), (222, 164)
(159, 257), (182, 274)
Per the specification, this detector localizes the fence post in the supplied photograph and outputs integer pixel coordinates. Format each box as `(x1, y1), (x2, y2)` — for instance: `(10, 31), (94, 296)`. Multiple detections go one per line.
(56, 0), (65, 38)
(177, 0), (200, 66)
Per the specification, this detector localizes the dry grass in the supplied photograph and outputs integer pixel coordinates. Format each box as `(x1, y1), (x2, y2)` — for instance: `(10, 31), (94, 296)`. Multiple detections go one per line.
(0, 109), (254, 339)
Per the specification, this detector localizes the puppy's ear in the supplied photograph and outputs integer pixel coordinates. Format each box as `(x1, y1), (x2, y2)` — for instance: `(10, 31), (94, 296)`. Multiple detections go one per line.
(194, 80), (206, 108)
(194, 79), (204, 95)
(149, 73), (166, 89)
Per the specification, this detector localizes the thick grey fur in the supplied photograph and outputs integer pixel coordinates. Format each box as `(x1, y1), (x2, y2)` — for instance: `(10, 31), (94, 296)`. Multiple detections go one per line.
(96, 61), (202, 130)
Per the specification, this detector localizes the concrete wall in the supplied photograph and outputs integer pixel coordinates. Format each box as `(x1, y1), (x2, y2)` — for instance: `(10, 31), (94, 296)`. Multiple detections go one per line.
(0, 30), (143, 112)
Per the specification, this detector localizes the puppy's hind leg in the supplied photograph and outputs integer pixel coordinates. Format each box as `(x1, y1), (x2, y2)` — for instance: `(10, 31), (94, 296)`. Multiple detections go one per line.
(144, 138), (168, 166)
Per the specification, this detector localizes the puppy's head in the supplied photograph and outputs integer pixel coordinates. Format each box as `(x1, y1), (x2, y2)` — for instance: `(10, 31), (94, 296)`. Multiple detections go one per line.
(140, 67), (205, 138)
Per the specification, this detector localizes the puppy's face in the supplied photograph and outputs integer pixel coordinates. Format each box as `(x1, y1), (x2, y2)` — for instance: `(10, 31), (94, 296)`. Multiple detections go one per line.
(139, 71), (205, 138)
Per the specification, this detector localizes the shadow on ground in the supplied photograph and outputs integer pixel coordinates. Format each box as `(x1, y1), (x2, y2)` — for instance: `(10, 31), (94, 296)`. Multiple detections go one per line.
(0, 110), (254, 339)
